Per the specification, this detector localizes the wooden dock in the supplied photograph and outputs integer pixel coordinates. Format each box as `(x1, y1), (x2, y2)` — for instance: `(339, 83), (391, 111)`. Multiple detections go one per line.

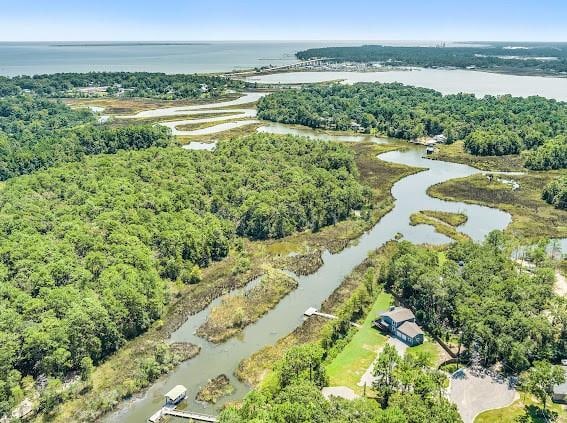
(304, 307), (361, 328)
(148, 405), (218, 422)
(164, 409), (218, 422)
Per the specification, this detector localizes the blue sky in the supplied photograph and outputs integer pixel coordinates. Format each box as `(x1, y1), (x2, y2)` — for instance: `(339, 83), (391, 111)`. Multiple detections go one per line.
(0, 0), (565, 41)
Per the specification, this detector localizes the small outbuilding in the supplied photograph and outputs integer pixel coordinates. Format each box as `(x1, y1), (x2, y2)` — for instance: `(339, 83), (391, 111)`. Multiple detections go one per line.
(165, 385), (187, 406)
(375, 306), (424, 346)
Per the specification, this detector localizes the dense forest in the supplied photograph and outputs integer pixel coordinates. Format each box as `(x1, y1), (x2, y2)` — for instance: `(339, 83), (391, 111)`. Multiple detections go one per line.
(296, 44), (567, 75)
(543, 175), (567, 210)
(382, 234), (566, 372)
(220, 344), (461, 423)
(257, 83), (567, 169)
(0, 135), (370, 414)
(0, 72), (245, 99)
(0, 95), (171, 179)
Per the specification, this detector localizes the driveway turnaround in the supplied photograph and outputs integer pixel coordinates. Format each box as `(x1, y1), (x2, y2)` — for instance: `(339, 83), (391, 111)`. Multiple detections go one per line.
(449, 368), (517, 423)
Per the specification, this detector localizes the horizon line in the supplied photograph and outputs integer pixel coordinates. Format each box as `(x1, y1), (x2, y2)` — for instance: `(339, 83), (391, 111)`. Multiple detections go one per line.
(1, 39), (566, 43)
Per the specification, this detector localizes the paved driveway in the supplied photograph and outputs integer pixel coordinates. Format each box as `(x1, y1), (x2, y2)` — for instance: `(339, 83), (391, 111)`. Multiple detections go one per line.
(449, 368), (517, 423)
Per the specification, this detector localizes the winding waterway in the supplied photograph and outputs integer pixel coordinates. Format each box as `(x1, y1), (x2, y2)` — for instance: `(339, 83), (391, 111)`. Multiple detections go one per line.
(106, 123), (511, 422)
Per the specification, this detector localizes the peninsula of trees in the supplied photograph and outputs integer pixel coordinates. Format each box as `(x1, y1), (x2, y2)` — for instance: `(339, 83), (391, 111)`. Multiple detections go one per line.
(0, 72), (245, 99)
(257, 83), (567, 170)
(296, 43), (567, 76)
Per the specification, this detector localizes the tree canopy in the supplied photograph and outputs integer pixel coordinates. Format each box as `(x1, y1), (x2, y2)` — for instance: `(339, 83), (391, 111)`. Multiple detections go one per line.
(382, 235), (564, 372)
(0, 95), (172, 179)
(257, 83), (567, 168)
(219, 344), (461, 423)
(0, 134), (370, 414)
(542, 175), (567, 210)
(0, 72), (245, 99)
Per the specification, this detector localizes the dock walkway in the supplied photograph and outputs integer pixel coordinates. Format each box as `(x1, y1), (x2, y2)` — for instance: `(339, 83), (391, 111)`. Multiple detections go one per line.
(304, 307), (361, 328)
(149, 406), (218, 422)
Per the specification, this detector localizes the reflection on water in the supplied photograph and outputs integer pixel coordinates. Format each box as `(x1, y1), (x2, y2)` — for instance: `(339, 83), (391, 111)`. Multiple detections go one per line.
(108, 126), (511, 423)
(257, 123), (388, 143)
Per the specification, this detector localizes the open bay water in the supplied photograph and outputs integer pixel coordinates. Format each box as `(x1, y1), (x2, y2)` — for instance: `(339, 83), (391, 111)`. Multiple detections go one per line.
(0, 40), (495, 77)
(0, 41), (356, 76)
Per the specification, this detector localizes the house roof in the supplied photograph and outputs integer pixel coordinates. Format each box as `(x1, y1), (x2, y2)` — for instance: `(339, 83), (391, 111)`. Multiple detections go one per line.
(165, 385), (187, 401)
(397, 321), (424, 339)
(554, 367), (567, 395)
(380, 307), (415, 323)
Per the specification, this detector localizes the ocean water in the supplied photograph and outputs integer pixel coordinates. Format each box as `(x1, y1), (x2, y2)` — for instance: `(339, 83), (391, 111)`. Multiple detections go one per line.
(0, 40), (485, 77)
(0, 41), (356, 76)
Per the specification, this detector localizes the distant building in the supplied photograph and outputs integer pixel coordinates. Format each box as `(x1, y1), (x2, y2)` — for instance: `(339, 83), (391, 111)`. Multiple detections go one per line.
(375, 306), (424, 346)
(552, 366), (567, 404)
(350, 121), (364, 132)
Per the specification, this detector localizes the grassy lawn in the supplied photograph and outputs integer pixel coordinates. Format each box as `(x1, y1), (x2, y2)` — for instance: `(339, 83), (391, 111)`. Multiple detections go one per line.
(406, 339), (442, 367)
(475, 393), (567, 423)
(325, 292), (393, 393)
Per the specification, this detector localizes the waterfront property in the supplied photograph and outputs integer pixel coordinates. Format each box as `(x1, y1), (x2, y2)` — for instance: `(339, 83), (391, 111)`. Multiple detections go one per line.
(149, 385), (218, 423)
(375, 306), (424, 346)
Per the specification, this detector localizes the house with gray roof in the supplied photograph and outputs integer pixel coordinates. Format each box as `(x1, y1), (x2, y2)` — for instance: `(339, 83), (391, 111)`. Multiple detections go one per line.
(375, 306), (424, 346)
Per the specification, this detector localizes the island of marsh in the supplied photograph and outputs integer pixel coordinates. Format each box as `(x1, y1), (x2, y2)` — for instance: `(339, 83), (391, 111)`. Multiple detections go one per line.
(409, 210), (470, 242)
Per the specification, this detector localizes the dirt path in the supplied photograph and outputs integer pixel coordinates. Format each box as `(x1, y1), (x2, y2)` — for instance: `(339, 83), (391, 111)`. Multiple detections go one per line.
(555, 270), (567, 297)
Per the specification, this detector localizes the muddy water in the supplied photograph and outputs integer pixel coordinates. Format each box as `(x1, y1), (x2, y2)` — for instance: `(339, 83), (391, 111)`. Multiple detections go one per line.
(106, 127), (511, 423)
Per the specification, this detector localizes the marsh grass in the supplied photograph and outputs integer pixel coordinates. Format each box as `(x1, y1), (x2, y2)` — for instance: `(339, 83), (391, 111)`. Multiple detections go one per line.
(196, 268), (298, 343)
(409, 211), (471, 242)
(428, 172), (567, 239)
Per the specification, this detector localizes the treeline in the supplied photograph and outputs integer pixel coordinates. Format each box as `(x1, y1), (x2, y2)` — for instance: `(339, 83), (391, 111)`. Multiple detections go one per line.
(543, 175), (567, 210)
(296, 44), (567, 75)
(221, 344), (460, 422)
(382, 233), (566, 372)
(0, 96), (171, 179)
(222, 245), (461, 423)
(0, 135), (370, 414)
(257, 83), (567, 169)
(0, 72), (245, 99)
